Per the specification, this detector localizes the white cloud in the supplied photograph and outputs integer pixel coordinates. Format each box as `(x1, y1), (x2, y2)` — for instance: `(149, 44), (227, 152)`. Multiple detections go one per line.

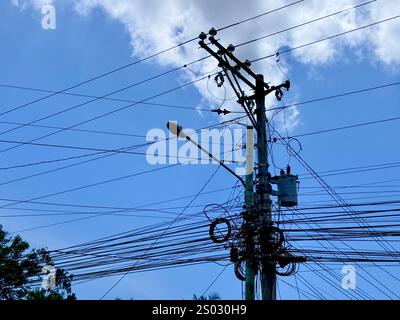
(12, 0), (400, 129)
(12, 0), (53, 10)
(368, 2), (400, 66)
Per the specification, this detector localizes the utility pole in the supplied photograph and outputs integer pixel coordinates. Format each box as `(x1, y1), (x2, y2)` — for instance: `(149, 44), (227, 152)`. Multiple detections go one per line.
(244, 126), (256, 300)
(197, 28), (304, 301)
(255, 74), (276, 300)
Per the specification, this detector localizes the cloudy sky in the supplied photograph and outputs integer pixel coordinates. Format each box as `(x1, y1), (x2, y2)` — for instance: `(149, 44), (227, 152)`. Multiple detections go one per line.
(11, 0), (400, 122)
(1, 0), (400, 299)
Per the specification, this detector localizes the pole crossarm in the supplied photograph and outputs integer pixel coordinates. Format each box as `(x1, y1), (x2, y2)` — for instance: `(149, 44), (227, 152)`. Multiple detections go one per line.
(198, 38), (255, 90)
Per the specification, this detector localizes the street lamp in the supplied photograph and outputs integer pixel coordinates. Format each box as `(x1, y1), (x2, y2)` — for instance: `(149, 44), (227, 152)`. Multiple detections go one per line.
(167, 121), (245, 186)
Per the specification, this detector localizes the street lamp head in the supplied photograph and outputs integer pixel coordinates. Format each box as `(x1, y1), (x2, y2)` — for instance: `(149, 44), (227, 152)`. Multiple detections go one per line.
(283, 80), (290, 90)
(167, 121), (186, 139)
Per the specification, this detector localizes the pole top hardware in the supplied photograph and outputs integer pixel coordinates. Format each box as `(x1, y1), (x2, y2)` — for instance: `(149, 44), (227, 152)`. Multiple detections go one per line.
(243, 80), (291, 101)
(199, 32), (207, 41)
(244, 60), (251, 68)
(227, 44), (236, 52)
(209, 27), (218, 36)
(214, 72), (225, 87)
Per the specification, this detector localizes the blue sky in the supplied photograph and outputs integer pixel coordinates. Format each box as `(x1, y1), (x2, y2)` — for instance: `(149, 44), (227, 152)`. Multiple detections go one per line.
(1, 0), (400, 300)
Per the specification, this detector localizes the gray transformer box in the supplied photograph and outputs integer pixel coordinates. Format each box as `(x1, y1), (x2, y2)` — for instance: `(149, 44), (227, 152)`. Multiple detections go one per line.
(271, 173), (298, 207)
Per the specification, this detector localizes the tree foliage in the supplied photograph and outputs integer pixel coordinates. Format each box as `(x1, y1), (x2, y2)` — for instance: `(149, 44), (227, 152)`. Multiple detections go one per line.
(0, 224), (75, 300)
(193, 292), (221, 300)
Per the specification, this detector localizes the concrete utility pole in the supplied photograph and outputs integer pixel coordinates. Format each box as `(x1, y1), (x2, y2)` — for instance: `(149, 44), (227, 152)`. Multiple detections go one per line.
(244, 126), (256, 300)
(255, 75), (276, 300)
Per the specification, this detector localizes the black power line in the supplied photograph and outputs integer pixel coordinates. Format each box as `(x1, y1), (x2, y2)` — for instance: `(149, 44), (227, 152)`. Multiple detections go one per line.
(0, 1), (381, 152)
(1, 1), (304, 119)
(267, 81), (400, 112)
(251, 14), (400, 64)
(98, 165), (221, 299)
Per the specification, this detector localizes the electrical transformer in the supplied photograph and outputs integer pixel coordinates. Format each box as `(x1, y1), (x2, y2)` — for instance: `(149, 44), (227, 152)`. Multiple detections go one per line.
(272, 166), (298, 207)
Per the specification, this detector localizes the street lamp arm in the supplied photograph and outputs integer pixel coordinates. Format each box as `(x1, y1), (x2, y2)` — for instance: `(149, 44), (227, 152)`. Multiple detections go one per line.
(167, 121), (246, 187)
